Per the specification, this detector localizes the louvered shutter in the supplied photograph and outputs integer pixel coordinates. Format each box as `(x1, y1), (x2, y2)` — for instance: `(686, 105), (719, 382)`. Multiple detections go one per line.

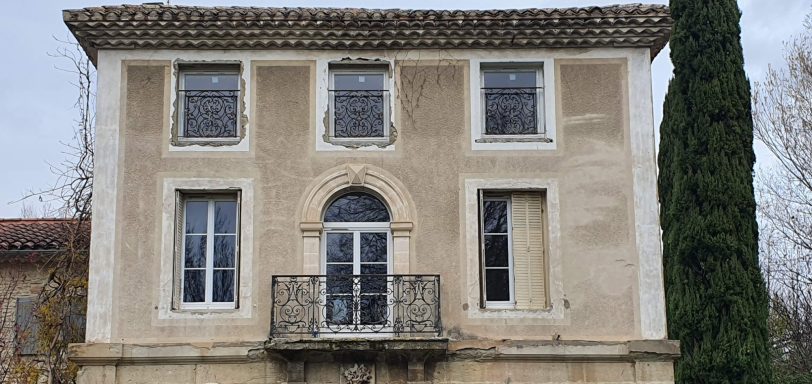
(15, 297), (40, 355)
(511, 191), (547, 310)
(172, 191), (184, 310)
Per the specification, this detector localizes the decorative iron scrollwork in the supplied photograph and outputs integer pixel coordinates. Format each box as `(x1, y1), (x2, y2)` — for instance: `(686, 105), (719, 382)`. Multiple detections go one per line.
(331, 90), (387, 138)
(181, 90), (239, 138)
(483, 88), (541, 135)
(270, 274), (442, 337)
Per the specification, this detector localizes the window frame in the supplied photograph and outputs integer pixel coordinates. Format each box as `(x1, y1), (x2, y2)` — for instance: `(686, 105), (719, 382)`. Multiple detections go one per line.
(480, 194), (517, 309)
(328, 68), (391, 142)
(179, 192), (240, 310)
(479, 65), (546, 140)
(177, 68), (242, 143)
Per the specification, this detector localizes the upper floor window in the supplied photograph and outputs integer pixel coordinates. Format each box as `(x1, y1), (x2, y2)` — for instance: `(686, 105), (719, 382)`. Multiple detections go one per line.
(178, 67), (240, 141)
(479, 190), (548, 310)
(481, 66), (545, 137)
(178, 192), (240, 310)
(329, 68), (390, 140)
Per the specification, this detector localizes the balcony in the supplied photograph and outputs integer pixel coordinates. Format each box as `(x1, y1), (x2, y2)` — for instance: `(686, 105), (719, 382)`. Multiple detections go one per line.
(270, 274), (442, 338)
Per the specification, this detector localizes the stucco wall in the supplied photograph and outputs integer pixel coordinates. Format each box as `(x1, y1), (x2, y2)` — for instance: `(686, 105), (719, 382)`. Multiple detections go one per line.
(93, 48), (661, 345)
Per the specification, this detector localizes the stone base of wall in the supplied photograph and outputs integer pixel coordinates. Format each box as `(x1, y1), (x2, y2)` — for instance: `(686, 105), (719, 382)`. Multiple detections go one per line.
(71, 339), (678, 384)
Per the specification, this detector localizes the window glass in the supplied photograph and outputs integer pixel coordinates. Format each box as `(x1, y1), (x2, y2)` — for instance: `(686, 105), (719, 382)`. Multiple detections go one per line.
(179, 70), (240, 139)
(333, 73), (385, 90)
(180, 195), (239, 307)
(483, 71), (536, 88)
(482, 197), (512, 303)
(331, 70), (388, 139)
(183, 73), (239, 91)
(324, 192), (390, 222)
(482, 68), (542, 136)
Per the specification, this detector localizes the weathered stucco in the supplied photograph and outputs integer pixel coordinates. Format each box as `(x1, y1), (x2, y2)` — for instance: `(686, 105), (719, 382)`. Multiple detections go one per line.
(76, 47), (673, 383)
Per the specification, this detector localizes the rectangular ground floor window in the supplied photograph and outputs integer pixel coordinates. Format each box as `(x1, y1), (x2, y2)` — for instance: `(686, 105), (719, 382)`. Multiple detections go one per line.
(479, 190), (548, 310)
(175, 191), (240, 310)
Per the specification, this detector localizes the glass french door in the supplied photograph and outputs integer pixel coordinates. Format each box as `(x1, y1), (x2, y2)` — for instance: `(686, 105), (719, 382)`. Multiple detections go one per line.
(323, 227), (390, 330)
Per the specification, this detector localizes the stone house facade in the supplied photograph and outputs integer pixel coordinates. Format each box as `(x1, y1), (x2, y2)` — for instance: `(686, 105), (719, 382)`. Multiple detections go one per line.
(65, 4), (678, 383)
(0, 218), (87, 378)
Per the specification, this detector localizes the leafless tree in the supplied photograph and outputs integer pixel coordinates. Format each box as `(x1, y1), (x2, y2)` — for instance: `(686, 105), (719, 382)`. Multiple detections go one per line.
(753, 13), (812, 382)
(13, 38), (95, 384)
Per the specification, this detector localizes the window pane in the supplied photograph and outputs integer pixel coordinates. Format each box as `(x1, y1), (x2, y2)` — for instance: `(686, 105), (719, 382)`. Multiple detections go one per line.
(184, 235), (207, 268)
(324, 192), (390, 222)
(333, 90), (385, 138)
(183, 270), (205, 302)
(485, 269), (510, 302)
(360, 295), (388, 324)
(214, 201), (237, 233)
(326, 233), (353, 262)
(326, 296), (353, 325)
(213, 235), (236, 268)
(484, 71), (536, 88)
(333, 73), (385, 90)
(185, 201), (208, 234)
(213, 270), (235, 302)
(484, 235), (509, 267)
(360, 232), (387, 262)
(326, 264), (353, 294)
(184, 73), (239, 91)
(360, 264), (387, 294)
(483, 200), (508, 233)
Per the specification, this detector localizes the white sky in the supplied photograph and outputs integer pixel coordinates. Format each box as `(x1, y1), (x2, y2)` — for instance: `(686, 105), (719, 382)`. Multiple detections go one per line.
(0, 0), (809, 217)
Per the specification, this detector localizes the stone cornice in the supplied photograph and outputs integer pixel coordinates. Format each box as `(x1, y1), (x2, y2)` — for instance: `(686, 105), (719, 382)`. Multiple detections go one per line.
(63, 4), (672, 64)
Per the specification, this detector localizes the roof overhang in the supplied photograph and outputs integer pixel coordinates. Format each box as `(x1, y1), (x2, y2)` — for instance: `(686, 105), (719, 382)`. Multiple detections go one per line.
(63, 4), (672, 65)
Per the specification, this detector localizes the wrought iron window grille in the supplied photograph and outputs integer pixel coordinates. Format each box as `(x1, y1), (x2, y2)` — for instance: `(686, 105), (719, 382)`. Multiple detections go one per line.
(179, 89), (240, 139)
(270, 274), (442, 337)
(481, 87), (545, 136)
(329, 89), (389, 139)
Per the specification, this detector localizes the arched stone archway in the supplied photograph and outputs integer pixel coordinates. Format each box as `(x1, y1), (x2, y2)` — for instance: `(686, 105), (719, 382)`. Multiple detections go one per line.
(299, 164), (415, 275)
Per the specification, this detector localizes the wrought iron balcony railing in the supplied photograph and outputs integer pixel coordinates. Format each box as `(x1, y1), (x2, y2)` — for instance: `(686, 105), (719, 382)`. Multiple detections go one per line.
(270, 274), (441, 337)
(180, 89), (239, 138)
(329, 90), (389, 138)
(482, 87), (543, 135)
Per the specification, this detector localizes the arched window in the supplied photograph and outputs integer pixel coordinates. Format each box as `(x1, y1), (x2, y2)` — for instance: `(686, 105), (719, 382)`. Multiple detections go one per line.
(322, 191), (391, 329)
(323, 192), (390, 222)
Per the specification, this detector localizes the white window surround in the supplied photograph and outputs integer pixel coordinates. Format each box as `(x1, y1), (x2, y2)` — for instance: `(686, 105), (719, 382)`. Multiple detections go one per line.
(316, 59), (396, 152)
(464, 178), (565, 320)
(159, 178), (254, 320)
(470, 59), (557, 151)
(168, 64), (250, 153)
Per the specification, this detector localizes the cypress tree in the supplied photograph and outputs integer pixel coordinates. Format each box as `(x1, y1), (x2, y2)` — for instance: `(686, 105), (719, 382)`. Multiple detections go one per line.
(658, 0), (772, 382)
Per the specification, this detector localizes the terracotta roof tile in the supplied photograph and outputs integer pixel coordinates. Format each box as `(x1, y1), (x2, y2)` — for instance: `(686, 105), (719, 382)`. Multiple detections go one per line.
(0, 218), (89, 253)
(63, 4), (672, 64)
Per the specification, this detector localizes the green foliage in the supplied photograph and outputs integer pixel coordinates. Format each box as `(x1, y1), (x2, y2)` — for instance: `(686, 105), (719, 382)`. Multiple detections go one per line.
(658, 0), (772, 382)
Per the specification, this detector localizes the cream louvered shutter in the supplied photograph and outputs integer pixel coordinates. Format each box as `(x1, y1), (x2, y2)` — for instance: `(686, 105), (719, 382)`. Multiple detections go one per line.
(511, 191), (547, 310)
(172, 191), (184, 310)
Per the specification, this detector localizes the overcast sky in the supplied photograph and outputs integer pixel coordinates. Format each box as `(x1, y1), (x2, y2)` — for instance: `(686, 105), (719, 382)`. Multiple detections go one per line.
(0, 0), (809, 217)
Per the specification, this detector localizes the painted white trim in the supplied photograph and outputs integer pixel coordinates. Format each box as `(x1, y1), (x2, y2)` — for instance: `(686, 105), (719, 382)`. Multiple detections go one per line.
(159, 178), (254, 320)
(481, 196), (516, 307)
(179, 196), (239, 310)
(470, 59), (557, 151)
(85, 51), (122, 342)
(628, 51), (667, 339)
(316, 59), (396, 152)
(464, 178), (565, 321)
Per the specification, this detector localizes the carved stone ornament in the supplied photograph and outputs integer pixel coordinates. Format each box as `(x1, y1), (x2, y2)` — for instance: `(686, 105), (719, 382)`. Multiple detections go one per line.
(342, 363), (373, 384)
(346, 164), (368, 186)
